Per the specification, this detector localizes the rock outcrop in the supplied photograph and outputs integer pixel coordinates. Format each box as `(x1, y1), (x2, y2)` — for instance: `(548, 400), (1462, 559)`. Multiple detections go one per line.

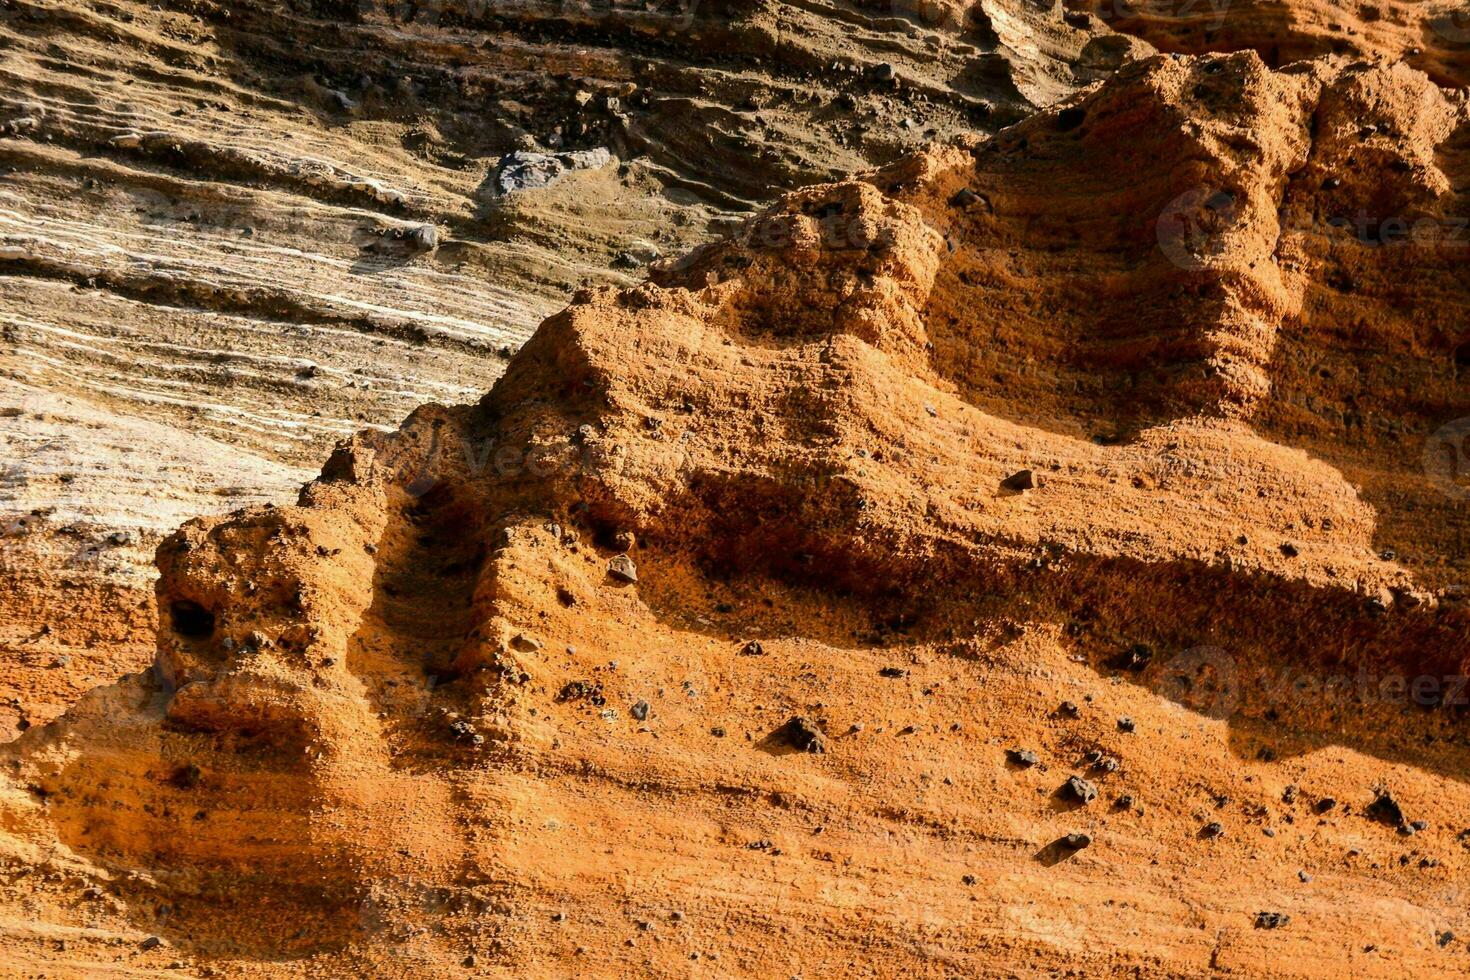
(1, 51), (1468, 976)
(0, 0), (1134, 549)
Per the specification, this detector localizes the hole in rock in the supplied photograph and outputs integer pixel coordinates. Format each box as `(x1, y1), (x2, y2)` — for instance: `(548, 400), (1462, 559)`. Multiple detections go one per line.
(170, 600), (216, 639)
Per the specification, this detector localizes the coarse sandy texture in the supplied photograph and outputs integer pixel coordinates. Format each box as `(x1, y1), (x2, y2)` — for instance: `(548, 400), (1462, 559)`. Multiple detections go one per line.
(0, 49), (1467, 977)
(0, 0), (1136, 555)
(1068, 0), (1470, 90)
(0, 0), (1148, 775)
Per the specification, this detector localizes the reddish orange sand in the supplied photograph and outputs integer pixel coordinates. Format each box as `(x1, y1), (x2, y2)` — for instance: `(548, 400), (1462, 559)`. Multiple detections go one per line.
(2, 48), (1470, 979)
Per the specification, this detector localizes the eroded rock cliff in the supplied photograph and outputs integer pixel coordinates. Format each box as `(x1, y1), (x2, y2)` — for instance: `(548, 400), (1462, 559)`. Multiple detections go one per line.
(1, 49), (1468, 976)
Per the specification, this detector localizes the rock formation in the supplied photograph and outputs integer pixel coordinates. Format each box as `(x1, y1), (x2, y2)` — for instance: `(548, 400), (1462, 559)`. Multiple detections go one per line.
(0, 0), (1135, 550)
(1, 46), (1469, 975)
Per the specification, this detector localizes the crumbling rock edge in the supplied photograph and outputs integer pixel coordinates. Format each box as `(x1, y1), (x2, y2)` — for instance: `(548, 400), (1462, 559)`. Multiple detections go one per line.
(2, 50), (1469, 976)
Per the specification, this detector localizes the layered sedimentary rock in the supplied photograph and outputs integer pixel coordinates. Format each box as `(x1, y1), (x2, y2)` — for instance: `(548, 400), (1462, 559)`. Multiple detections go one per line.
(0, 0), (1135, 552)
(1, 52), (1468, 976)
(1068, 0), (1470, 89)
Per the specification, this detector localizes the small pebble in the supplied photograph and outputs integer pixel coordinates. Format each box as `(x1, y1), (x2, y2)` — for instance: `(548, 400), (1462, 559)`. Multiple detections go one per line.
(608, 554), (638, 583)
(1255, 911), (1290, 929)
(1007, 748), (1039, 767)
(1064, 776), (1098, 804)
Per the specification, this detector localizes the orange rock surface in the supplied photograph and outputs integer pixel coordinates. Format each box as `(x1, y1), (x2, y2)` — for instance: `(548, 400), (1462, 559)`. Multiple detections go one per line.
(3, 45), (1470, 980)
